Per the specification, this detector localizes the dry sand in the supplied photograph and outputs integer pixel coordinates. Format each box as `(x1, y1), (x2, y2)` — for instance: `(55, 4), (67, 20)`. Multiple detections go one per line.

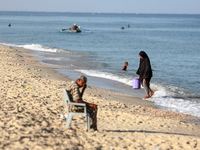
(0, 45), (200, 150)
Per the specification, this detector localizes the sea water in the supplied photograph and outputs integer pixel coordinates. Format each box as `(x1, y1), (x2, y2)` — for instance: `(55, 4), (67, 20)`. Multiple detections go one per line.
(0, 11), (200, 117)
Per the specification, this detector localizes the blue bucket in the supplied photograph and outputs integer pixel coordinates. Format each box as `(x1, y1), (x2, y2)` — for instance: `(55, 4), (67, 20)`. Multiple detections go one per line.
(132, 78), (141, 89)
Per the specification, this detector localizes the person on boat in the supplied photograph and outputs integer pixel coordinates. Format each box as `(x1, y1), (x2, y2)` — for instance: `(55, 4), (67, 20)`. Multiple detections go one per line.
(72, 23), (78, 30)
(136, 51), (154, 98)
(122, 61), (128, 71)
(67, 75), (98, 131)
(78, 26), (81, 31)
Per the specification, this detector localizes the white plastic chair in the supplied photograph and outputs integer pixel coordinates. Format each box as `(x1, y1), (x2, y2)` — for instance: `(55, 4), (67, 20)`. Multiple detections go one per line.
(62, 88), (90, 131)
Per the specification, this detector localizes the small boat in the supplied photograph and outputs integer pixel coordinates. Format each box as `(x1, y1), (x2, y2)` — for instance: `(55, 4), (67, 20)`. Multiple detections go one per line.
(61, 27), (83, 33)
(69, 29), (81, 33)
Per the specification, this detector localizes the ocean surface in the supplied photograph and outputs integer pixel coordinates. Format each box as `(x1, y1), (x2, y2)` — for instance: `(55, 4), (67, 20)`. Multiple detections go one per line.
(0, 11), (200, 117)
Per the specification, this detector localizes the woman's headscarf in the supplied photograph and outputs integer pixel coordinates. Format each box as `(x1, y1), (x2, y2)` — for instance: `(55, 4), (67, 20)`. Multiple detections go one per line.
(136, 51), (152, 79)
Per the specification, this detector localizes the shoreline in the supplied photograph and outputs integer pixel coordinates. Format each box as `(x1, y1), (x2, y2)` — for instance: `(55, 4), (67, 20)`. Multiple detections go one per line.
(27, 47), (156, 108)
(1, 44), (200, 149)
(20, 45), (200, 121)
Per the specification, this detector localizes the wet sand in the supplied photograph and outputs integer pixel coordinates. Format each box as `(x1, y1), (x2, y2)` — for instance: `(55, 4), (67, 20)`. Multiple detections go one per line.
(0, 45), (200, 150)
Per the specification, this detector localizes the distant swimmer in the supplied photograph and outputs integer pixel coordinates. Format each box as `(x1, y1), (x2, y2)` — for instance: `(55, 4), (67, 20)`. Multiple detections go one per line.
(128, 24), (130, 28)
(8, 23), (11, 27)
(121, 27), (124, 29)
(122, 61), (128, 71)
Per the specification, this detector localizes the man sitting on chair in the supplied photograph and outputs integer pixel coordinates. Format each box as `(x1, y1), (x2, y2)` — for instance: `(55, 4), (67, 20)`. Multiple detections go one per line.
(67, 75), (98, 130)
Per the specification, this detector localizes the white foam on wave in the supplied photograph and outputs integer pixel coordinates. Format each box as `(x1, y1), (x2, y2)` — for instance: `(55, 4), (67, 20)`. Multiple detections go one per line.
(21, 44), (60, 52)
(48, 57), (62, 61)
(149, 84), (200, 117)
(1, 43), (62, 53)
(77, 69), (200, 118)
(77, 69), (133, 86)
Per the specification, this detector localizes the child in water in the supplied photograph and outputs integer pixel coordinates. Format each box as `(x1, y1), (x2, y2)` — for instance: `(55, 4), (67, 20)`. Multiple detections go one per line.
(122, 62), (128, 71)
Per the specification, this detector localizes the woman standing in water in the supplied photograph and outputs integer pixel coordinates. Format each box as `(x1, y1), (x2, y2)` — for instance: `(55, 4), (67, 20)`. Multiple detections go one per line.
(136, 51), (154, 98)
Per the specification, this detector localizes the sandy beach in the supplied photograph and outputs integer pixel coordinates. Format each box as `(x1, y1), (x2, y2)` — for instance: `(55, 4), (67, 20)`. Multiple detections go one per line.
(0, 44), (200, 150)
